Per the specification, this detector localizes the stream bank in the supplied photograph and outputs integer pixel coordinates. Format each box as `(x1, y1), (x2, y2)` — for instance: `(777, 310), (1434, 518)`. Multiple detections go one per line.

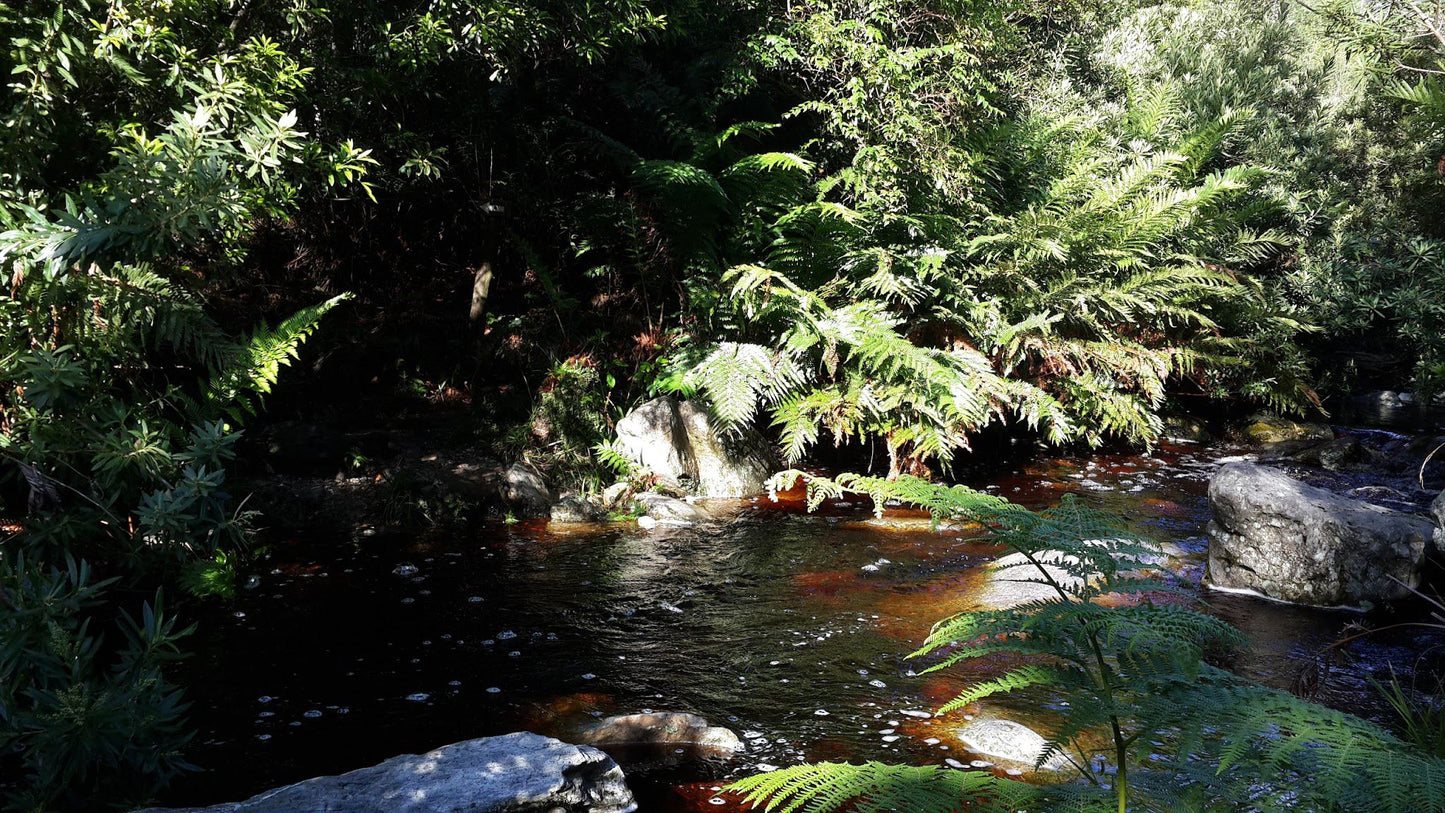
(161, 414), (1445, 812)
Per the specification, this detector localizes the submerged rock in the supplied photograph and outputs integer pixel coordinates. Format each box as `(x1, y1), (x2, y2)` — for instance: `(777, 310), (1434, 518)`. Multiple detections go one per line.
(134, 732), (635, 813)
(957, 719), (1068, 771)
(581, 712), (743, 754)
(1239, 414), (1333, 446)
(613, 397), (775, 498)
(1206, 462), (1433, 606)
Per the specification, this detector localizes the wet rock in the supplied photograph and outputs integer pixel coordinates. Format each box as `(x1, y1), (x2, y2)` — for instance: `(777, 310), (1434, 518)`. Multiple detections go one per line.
(504, 461), (554, 517)
(133, 732), (636, 813)
(1239, 413), (1333, 446)
(633, 492), (710, 526)
(957, 719), (1068, 771)
(1162, 415), (1211, 443)
(613, 397), (775, 498)
(581, 712), (743, 754)
(1290, 436), (1367, 471)
(552, 493), (606, 524)
(1206, 462), (1433, 606)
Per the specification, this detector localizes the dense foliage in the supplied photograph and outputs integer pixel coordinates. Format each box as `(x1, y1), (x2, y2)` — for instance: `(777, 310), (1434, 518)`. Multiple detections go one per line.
(2, 0), (1444, 808)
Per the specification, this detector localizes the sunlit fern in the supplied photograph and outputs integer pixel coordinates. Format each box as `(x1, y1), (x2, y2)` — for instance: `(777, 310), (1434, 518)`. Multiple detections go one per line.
(732, 472), (1445, 813)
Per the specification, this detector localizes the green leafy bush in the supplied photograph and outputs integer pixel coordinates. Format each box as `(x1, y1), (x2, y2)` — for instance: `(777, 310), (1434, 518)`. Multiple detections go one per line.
(0, 555), (194, 810)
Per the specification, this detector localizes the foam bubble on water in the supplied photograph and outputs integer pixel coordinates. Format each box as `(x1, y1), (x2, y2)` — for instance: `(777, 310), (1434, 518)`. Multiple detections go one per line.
(486, 687), (501, 694)
(304, 710), (322, 719)
(869, 679), (887, 688)
(813, 709), (829, 716)
(497, 630), (517, 640)
(406, 692), (430, 702)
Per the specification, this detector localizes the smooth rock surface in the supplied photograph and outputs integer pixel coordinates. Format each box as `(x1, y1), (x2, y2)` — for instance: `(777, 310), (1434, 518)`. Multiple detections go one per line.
(957, 719), (1068, 771)
(135, 732), (635, 813)
(1206, 462), (1433, 606)
(504, 461), (554, 517)
(676, 400), (774, 499)
(615, 398), (693, 488)
(613, 397), (774, 498)
(633, 492), (711, 525)
(581, 712), (743, 754)
(551, 493), (606, 523)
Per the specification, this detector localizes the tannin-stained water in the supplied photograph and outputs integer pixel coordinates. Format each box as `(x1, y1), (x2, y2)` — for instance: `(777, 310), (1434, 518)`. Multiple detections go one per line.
(163, 438), (1445, 811)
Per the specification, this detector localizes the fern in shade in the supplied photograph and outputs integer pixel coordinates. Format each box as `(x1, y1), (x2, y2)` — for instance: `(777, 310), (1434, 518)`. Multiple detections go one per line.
(732, 472), (1445, 813)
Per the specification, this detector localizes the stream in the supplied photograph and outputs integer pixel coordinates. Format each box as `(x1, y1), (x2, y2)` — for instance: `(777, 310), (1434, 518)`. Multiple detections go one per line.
(164, 429), (1445, 811)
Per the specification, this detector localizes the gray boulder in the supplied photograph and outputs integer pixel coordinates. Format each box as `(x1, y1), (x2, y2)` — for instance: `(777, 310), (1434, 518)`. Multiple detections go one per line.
(134, 732), (635, 813)
(504, 461), (554, 517)
(614, 397), (774, 498)
(1206, 462), (1434, 606)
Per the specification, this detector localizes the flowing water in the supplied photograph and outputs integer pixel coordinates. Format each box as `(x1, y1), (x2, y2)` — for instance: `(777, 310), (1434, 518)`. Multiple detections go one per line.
(165, 434), (1445, 811)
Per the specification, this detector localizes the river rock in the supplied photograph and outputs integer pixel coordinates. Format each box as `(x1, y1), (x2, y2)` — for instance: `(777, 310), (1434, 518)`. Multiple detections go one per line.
(552, 493), (606, 523)
(1290, 436), (1367, 471)
(1206, 462), (1433, 606)
(957, 719), (1068, 771)
(633, 492), (711, 525)
(613, 397), (775, 498)
(504, 461), (554, 517)
(133, 732), (635, 813)
(581, 712), (743, 754)
(1162, 415), (1211, 443)
(1240, 414), (1333, 446)
(602, 481), (634, 510)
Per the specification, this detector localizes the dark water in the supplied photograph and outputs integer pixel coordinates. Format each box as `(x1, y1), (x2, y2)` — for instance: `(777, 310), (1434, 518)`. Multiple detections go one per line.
(165, 438), (1445, 811)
